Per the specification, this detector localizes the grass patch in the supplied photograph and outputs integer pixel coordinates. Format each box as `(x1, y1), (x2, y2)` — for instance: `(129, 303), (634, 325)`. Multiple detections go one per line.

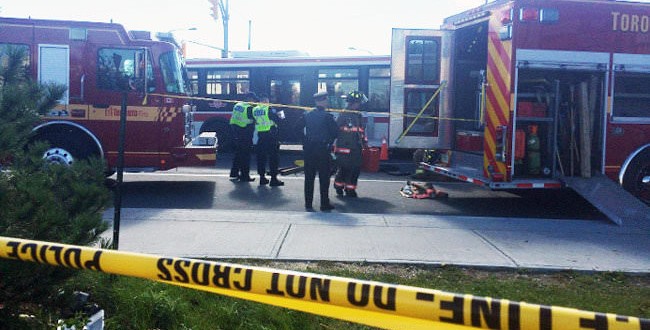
(60, 261), (650, 329)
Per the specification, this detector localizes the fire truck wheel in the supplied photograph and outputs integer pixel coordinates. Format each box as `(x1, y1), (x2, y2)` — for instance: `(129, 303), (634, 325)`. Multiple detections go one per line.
(43, 147), (74, 166)
(31, 126), (101, 168)
(622, 151), (650, 205)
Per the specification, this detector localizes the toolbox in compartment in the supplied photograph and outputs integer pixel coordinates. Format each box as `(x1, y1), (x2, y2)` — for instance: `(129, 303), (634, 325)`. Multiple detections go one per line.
(517, 101), (547, 118)
(455, 130), (483, 152)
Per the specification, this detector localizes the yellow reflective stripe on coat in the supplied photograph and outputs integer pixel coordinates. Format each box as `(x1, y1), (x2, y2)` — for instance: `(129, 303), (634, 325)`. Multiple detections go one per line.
(1, 236), (648, 330)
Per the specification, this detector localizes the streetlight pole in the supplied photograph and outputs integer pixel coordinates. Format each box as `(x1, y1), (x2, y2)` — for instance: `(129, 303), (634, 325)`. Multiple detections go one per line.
(208, 0), (229, 58)
(222, 0), (229, 58)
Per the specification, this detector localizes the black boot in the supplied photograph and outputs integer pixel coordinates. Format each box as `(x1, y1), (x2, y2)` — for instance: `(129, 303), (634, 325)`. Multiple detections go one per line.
(320, 204), (335, 211)
(270, 177), (284, 186)
(259, 176), (269, 185)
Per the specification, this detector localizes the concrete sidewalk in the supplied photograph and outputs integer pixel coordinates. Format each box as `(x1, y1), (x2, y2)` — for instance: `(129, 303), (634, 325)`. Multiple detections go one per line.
(102, 208), (650, 273)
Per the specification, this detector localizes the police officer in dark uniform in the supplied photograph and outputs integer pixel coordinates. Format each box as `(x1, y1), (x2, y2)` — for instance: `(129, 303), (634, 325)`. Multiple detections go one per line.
(301, 91), (338, 211)
(229, 92), (257, 182)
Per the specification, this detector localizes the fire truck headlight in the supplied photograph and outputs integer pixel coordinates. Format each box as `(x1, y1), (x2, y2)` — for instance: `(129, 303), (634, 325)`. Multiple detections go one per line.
(182, 104), (192, 113)
(539, 8), (559, 23)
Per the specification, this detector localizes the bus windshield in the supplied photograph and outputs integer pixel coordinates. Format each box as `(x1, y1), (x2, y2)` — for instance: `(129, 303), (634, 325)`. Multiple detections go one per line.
(160, 51), (187, 94)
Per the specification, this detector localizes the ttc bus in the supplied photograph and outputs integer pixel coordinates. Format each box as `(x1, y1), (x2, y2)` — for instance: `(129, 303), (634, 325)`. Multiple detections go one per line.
(185, 54), (391, 151)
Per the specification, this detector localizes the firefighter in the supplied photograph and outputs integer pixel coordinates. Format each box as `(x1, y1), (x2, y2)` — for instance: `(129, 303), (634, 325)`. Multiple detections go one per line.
(334, 90), (368, 198)
(253, 94), (284, 186)
(229, 92), (257, 183)
(300, 91), (338, 211)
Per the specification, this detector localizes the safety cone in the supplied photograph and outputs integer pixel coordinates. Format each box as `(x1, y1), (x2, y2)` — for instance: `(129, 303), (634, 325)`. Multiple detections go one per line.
(380, 136), (389, 160)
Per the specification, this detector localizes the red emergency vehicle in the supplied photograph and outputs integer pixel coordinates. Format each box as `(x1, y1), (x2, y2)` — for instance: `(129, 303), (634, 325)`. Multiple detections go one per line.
(0, 17), (216, 172)
(389, 0), (650, 223)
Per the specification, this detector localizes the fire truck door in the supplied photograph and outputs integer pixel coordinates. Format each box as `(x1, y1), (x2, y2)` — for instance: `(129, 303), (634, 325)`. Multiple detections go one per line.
(38, 45), (70, 105)
(389, 28), (452, 150)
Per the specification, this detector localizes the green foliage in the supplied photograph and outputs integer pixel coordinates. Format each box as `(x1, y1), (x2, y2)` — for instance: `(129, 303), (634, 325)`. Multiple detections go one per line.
(0, 44), (110, 328)
(50, 263), (650, 330)
(66, 271), (367, 330)
(0, 46), (65, 162)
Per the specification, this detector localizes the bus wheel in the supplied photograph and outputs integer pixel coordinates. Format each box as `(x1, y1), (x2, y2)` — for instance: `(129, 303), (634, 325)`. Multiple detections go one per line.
(622, 152), (650, 205)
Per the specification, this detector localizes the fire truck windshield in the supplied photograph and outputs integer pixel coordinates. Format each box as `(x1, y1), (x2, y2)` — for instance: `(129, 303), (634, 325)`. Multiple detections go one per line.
(160, 51), (187, 94)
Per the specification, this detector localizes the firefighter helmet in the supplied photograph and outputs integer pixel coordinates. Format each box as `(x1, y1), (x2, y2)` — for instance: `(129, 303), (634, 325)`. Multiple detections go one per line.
(343, 91), (368, 104)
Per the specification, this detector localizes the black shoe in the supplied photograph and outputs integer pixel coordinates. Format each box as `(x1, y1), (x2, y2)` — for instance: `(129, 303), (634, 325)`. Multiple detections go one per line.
(239, 177), (255, 182)
(259, 177), (269, 185)
(335, 187), (344, 196)
(229, 175), (239, 182)
(345, 190), (358, 198)
(305, 204), (314, 212)
(270, 178), (284, 186)
(320, 204), (335, 211)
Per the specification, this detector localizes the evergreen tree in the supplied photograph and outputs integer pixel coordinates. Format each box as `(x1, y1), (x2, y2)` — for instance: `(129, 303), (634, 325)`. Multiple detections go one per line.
(0, 46), (111, 328)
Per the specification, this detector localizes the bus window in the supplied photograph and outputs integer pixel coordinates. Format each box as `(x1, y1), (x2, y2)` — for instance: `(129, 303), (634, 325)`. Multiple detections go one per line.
(270, 78), (300, 106)
(0, 43), (30, 69)
(97, 48), (152, 92)
(160, 51), (187, 94)
(318, 68), (358, 109)
(368, 67), (390, 112)
(613, 71), (650, 121)
(188, 69), (199, 95)
(206, 69), (250, 96)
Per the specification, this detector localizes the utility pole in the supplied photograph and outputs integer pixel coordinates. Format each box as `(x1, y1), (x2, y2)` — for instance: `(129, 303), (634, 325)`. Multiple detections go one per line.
(208, 0), (229, 58)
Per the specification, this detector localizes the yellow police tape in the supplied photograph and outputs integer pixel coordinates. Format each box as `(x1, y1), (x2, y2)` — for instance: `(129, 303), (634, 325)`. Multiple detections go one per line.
(143, 92), (479, 123)
(1, 236), (648, 330)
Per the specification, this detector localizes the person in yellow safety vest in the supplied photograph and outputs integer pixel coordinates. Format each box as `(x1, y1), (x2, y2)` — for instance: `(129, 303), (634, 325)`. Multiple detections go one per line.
(229, 92), (258, 183)
(253, 94), (285, 186)
(334, 91), (368, 198)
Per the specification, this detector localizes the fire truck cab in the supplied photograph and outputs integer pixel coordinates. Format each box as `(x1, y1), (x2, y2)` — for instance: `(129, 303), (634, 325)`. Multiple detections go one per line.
(0, 17), (216, 172)
(390, 0), (650, 224)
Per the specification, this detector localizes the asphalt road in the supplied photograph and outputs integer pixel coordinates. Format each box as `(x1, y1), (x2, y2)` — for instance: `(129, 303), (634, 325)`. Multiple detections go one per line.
(110, 151), (607, 222)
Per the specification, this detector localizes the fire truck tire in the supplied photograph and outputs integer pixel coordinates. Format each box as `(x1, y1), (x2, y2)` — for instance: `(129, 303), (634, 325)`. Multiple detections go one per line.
(31, 125), (102, 167)
(199, 119), (233, 153)
(621, 150), (650, 205)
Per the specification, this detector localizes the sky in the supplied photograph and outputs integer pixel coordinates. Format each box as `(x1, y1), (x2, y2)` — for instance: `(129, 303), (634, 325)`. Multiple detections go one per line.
(0, 0), (487, 58)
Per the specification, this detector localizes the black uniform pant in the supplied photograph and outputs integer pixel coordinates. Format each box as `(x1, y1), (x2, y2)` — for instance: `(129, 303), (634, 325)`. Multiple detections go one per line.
(334, 150), (362, 190)
(303, 144), (332, 207)
(256, 131), (280, 177)
(230, 125), (254, 179)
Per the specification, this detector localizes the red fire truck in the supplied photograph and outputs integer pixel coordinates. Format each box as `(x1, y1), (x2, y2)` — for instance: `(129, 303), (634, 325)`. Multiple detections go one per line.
(0, 17), (216, 172)
(389, 0), (650, 223)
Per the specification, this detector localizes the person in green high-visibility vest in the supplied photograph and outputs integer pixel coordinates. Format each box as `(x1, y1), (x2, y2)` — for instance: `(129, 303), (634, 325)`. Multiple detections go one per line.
(229, 92), (258, 183)
(253, 94), (284, 186)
